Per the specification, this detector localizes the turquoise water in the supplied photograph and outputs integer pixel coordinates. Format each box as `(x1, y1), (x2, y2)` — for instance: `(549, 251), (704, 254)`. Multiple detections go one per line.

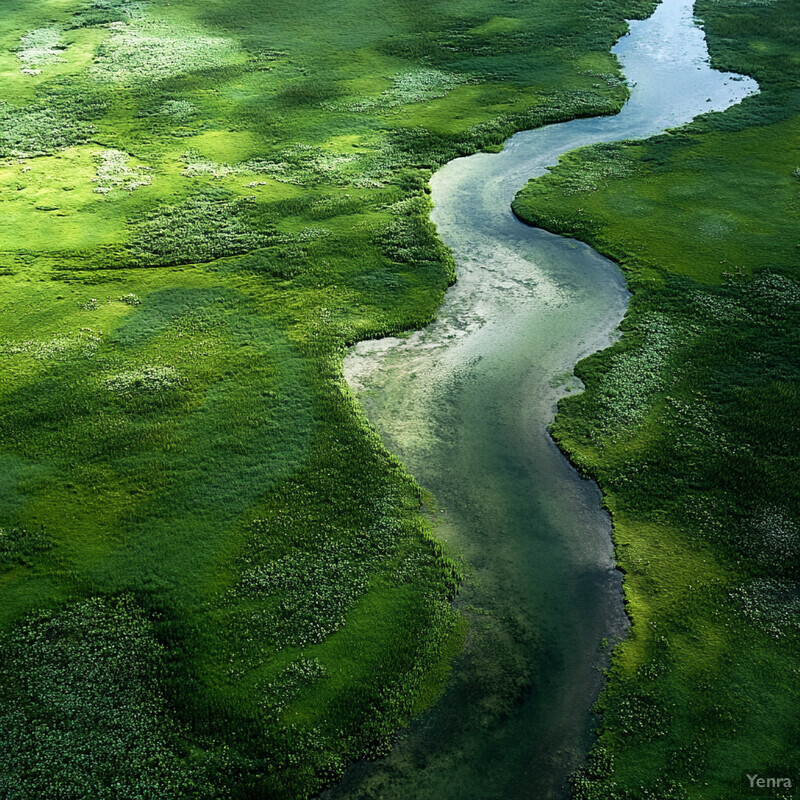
(334, 2), (758, 798)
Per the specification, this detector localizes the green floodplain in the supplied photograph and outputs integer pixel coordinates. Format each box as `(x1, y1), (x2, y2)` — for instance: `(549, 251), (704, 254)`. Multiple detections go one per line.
(0, 0), (796, 798)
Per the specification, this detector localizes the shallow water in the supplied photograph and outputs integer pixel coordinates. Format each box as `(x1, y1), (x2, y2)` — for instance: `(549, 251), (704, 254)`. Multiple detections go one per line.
(332, 2), (757, 798)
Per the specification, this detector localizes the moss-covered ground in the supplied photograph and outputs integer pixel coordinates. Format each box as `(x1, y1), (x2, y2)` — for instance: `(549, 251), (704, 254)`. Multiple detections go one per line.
(512, 0), (800, 797)
(0, 0), (662, 796)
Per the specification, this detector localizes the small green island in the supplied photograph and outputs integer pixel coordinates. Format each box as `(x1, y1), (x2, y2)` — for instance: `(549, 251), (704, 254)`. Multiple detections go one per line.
(0, 0), (797, 797)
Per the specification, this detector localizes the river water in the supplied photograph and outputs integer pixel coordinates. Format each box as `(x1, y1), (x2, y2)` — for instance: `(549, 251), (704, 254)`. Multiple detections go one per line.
(333, 2), (757, 798)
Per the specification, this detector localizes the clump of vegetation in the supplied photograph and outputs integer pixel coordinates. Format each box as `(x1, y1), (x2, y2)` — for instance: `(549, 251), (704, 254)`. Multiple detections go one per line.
(94, 149), (152, 194)
(70, 0), (145, 28)
(732, 579), (800, 639)
(385, 68), (472, 105)
(0, 93), (105, 158)
(159, 100), (197, 123)
(258, 658), (328, 721)
(181, 150), (245, 179)
(1, 332), (101, 360)
(332, 68), (473, 112)
(747, 506), (799, 572)
(105, 365), (180, 395)
(540, 142), (641, 195)
(17, 27), (65, 74)
(128, 190), (275, 266)
(236, 530), (386, 649)
(0, 596), (224, 798)
(376, 196), (454, 274)
(92, 19), (240, 83)
(582, 313), (681, 432)
(246, 144), (360, 186)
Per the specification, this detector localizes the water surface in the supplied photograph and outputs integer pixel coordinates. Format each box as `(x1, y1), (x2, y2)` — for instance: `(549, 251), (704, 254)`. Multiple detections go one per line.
(333, 2), (757, 798)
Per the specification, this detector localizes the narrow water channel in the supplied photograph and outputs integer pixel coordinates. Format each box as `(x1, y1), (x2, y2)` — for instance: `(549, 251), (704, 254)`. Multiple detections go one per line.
(331, 2), (758, 798)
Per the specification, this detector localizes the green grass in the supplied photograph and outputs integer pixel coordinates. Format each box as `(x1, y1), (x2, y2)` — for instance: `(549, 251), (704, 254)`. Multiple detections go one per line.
(512, 0), (800, 797)
(0, 0), (664, 796)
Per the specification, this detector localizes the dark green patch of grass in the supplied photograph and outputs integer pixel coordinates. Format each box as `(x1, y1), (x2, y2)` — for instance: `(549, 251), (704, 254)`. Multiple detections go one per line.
(0, 595), (226, 799)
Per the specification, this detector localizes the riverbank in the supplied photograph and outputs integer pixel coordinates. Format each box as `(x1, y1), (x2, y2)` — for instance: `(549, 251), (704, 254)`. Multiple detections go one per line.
(511, 0), (800, 796)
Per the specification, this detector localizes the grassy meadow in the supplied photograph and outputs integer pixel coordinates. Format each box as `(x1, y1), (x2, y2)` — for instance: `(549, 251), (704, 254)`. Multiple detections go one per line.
(513, 0), (800, 797)
(0, 0), (664, 796)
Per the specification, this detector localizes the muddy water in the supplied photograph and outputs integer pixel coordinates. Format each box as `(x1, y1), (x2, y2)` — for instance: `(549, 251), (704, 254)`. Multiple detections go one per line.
(331, 2), (758, 798)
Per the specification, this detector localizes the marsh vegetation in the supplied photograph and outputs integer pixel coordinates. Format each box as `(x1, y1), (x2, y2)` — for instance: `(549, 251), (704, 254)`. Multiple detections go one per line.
(0, 0), (661, 796)
(3, 0), (794, 794)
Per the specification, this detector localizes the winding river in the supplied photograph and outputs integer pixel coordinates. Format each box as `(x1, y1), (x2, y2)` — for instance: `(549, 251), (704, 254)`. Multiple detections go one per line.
(332, 1), (758, 798)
